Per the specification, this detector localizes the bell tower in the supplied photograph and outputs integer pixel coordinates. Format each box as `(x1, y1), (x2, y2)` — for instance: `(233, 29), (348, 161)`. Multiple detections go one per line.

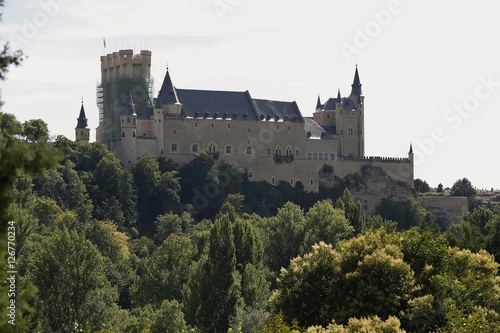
(75, 101), (90, 142)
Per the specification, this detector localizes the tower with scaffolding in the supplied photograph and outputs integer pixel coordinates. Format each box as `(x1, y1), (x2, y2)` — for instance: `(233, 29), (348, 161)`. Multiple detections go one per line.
(96, 49), (154, 143)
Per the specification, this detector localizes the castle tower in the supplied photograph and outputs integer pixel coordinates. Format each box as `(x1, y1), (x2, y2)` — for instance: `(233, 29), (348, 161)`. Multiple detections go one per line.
(409, 143), (415, 187)
(97, 49), (153, 145)
(75, 101), (90, 142)
(120, 88), (138, 167)
(340, 65), (364, 157)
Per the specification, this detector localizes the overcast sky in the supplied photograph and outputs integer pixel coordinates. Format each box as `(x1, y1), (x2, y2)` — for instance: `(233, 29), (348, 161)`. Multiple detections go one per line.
(1, 0), (499, 190)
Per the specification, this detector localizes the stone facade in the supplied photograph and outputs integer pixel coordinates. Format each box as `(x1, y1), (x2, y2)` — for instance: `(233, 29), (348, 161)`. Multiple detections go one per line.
(95, 49), (414, 192)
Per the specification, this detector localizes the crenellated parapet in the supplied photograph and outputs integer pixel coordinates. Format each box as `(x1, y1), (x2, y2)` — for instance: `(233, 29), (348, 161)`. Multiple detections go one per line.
(339, 155), (411, 163)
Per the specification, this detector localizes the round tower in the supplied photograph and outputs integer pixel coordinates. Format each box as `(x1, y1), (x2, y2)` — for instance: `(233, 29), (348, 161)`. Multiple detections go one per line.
(120, 88), (138, 167)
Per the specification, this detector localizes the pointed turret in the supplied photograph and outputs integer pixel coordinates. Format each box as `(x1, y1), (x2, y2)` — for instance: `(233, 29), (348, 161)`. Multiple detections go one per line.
(316, 94), (322, 109)
(350, 65), (363, 97)
(336, 89), (342, 103)
(122, 88), (137, 116)
(76, 102), (88, 129)
(75, 100), (90, 142)
(409, 142), (413, 154)
(157, 68), (179, 106)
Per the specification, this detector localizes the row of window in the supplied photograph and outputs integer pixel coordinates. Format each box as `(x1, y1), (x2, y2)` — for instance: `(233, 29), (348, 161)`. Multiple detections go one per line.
(247, 172), (315, 187)
(168, 142), (253, 156)
(307, 152), (335, 160)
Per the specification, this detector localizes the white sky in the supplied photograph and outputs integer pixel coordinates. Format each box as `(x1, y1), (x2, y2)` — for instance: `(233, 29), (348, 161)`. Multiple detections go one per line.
(1, 0), (499, 190)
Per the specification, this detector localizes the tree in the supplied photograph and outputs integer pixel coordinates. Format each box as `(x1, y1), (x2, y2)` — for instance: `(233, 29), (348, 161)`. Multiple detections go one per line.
(414, 178), (431, 193)
(132, 234), (194, 307)
(437, 183), (444, 193)
(264, 202), (306, 275)
(302, 200), (354, 253)
(451, 177), (476, 197)
(27, 227), (117, 332)
(335, 189), (365, 234)
(183, 214), (241, 332)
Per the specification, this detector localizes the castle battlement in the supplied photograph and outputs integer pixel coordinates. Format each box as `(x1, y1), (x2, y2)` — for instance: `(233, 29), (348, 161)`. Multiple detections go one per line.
(340, 156), (411, 163)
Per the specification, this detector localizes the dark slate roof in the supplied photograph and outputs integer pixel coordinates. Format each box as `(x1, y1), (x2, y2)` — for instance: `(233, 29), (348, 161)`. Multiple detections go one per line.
(76, 103), (88, 128)
(350, 66), (363, 97)
(157, 70), (179, 105)
(252, 99), (303, 123)
(316, 95), (322, 109)
(176, 89), (258, 120)
(139, 107), (153, 120)
(122, 88), (137, 116)
(321, 97), (357, 111)
(304, 117), (334, 140)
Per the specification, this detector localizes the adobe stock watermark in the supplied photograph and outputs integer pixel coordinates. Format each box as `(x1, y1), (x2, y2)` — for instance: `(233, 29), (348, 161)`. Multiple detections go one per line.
(413, 74), (500, 166)
(206, 0), (244, 21)
(339, 0), (405, 64)
(8, 0), (73, 50)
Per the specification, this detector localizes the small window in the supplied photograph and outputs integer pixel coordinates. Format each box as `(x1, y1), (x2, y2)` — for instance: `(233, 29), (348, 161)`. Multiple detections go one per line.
(266, 148), (272, 156)
(246, 146), (252, 155)
(227, 123), (231, 129)
(133, 131), (136, 137)
(160, 148), (164, 154)
(248, 171), (253, 179)
(225, 145), (232, 155)
(295, 148), (300, 156)
(172, 129), (177, 135)
(171, 143), (178, 152)
(310, 178), (314, 186)
(122, 132), (125, 137)
(121, 118), (124, 123)
(275, 146), (281, 156)
(276, 125), (280, 131)
(323, 152), (328, 160)
(80, 131), (84, 135)
(288, 126), (291, 131)
(127, 117), (130, 123)
(192, 144), (199, 153)
(327, 114), (330, 119)
(271, 177), (275, 185)
(307, 152), (312, 160)
(195, 122), (198, 128)
(290, 178), (294, 185)
(159, 119), (161, 123)
(330, 153), (335, 160)
(211, 123), (214, 128)
(313, 153), (317, 160)
(318, 153), (323, 160)
(286, 146), (292, 156)
(248, 128), (251, 133)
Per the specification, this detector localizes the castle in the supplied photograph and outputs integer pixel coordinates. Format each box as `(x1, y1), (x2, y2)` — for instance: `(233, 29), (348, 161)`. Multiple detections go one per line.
(76, 49), (414, 192)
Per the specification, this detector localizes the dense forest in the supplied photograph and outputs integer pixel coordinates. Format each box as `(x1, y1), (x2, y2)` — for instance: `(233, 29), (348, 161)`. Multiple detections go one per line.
(1, 113), (500, 332)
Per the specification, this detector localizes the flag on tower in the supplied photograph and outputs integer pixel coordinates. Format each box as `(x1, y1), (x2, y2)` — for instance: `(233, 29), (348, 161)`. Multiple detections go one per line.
(103, 38), (107, 48)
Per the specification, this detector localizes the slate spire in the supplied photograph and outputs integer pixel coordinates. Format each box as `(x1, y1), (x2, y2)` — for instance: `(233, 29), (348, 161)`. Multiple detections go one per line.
(337, 89), (342, 103)
(76, 101), (88, 128)
(316, 94), (321, 109)
(157, 67), (179, 106)
(122, 87), (137, 116)
(350, 65), (363, 97)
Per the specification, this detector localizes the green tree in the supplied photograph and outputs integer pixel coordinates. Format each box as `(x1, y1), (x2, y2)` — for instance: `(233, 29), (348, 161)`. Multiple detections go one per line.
(132, 234), (194, 307)
(451, 177), (476, 197)
(183, 214), (241, 332)
(335, 189), (365, 234)
(302, 200), (354, 253)
(264, 202), (306, 275)
(414, 178), (431, 193)
(150, 299), (187, 333)
(27, 227), (117, 332)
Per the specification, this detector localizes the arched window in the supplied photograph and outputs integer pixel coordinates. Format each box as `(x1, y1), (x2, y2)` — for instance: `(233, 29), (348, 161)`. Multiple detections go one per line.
(290, 178), (294, 185)
(192, 144), (199, 153)
(318, 153), (323, 160)
(248, 171), (253, 179)
(171, 143), (178, 152)
(295, 147), (300, 156)
(275, 146), (282, 156)
(286, 146), (292, 156)
(208, 142), (217, 154)
(225, 145), (232, 155)
(307, 152), (312, 160)
(246, 146), (252, 156)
